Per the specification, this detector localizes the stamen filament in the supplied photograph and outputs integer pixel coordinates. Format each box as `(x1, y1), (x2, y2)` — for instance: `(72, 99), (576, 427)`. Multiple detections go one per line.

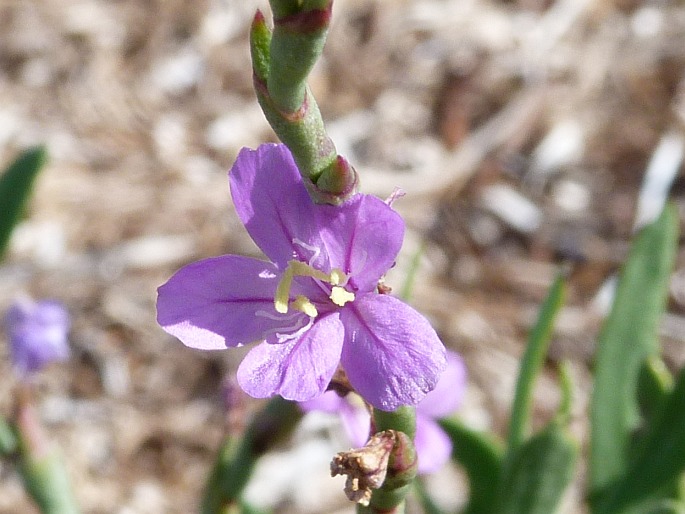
(289, 260), (330, 282)
(274, 260), (354, 314)
(274, 269), (294, 313)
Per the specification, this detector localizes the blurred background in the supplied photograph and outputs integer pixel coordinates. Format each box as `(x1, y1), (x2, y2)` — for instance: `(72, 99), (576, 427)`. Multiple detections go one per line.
(1, 0), (685, 512)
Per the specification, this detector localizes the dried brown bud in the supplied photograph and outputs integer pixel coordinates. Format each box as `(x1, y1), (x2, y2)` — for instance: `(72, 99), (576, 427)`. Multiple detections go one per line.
(330, 430), (396, 506)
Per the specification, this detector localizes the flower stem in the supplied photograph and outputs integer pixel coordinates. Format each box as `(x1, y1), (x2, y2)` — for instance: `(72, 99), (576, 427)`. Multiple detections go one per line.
(201, 397), (302, 514)
(249, 4), (358, 205)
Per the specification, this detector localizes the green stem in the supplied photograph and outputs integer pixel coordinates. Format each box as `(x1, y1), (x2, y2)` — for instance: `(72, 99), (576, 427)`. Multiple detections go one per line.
(373, 406), (416, 440)
(267, 0), (332, 114)
(201, 397), (302, 514)
(250, 5), (358, 204)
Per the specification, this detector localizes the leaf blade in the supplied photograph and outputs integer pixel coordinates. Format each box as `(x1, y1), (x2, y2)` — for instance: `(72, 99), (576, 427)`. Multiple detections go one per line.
(589, 205), (679, 498)
(0, 146), (47, 261)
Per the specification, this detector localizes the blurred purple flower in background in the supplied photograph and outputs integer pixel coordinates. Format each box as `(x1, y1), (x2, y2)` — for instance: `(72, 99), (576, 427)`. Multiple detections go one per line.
(301, 351), (467, 474)
(157, 143), (446, 411)
(4, 298), (70, 376)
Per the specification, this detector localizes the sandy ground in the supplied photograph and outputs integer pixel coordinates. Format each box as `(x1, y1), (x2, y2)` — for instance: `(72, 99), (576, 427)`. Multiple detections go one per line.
(1, 0), (685, 512)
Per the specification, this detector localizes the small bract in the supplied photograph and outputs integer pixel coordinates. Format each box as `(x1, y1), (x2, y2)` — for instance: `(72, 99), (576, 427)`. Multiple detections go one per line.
(157, 144), (446, 411)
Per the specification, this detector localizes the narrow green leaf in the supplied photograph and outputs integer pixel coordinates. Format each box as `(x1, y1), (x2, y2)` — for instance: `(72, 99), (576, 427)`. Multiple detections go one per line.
(557, 361), (573, 422)
(497, 421), (578, 514)
(603, 497), (685, 514)
(0, 146), (47, 261)
(507, 273), (566, 452)
(595, 365), (685, 513)
(437, 417), (503, 514)
(20, 448), (80, 514)
(0, 415), (18, 456)
(237, 500), (271, 514)
(590, 205), (679, 498)
(201, 398), (302, 514)
(637, 356), (674, 430)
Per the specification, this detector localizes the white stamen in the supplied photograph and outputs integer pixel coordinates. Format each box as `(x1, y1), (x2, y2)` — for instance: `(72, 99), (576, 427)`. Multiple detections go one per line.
(256, 310), (301, 322)
(274, 318), (314, 342)
(293, 238), (321, 266)
(385, 188), (406, 206)
(258, 313), (311, 340)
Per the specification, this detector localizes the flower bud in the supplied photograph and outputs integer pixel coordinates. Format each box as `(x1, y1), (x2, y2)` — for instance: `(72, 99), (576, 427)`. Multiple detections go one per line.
(383, 430), (417, 490)
(312, 155), (359, 204)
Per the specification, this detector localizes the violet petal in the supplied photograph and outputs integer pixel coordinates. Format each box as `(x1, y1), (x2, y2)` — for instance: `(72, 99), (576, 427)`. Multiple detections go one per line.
(415, 416), (453, 474)
(5, 299), (70, 376)
(418, 350), (467, 418)
(316, 194), (404, 292)
(237, 313), (344, 401)
(340, 294), (446, 411)
(339, 399), (372, 447)
(157, 255), (306, 349)
(299, 389), (345, 413)
(229, 144), (329, 269)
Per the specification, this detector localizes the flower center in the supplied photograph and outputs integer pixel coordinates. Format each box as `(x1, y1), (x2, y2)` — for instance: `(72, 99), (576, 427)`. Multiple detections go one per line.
(275, 260), (355, 316)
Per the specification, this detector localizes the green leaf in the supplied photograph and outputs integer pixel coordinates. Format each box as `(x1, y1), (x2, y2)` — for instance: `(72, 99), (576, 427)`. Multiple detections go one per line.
(497, 421), (578, 514)
(595, 365), (685, 513)
(607, 498), (685, 514)
(237, 500), (271, 514)
(507, 273), (566, 452)
(437, 417), (503, 514)
(20, 448), (80, 514)
(0, 146), (47, 261)
(590, 205), (679, 499)
(0, 415), (18, 456)
(201, 398), (302, 514)
(637, 356), (674, 430)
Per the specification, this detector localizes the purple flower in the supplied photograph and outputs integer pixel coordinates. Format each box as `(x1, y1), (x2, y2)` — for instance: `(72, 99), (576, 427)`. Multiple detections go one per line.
(300, 351), (466, 474)
(4, 298), (70, 376)
(156, 143), (446, 410)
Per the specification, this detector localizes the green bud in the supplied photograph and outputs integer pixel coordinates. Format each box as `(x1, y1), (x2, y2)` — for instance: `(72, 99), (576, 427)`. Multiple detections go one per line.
(383, 431), (418, 490)
(310, 155), (359, 205)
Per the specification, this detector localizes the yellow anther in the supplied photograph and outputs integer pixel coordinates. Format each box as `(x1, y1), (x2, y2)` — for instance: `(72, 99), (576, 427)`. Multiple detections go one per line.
(329, 268), (347, 286)
(330, 286), (355, 307)
(292, 295), (318, 317)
